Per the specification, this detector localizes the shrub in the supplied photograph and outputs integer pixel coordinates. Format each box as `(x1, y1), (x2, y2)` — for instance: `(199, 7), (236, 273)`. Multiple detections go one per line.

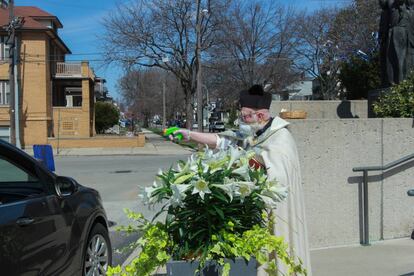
(95, 102), (120, 133)
(373, 72), (414, 118)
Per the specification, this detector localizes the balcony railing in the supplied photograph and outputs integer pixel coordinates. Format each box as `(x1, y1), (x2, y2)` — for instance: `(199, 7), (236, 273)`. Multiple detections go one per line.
(55, 62), (82, 77)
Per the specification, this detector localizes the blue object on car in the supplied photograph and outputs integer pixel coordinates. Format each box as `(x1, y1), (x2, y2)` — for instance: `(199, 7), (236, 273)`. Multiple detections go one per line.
(33, 144), (55, 172)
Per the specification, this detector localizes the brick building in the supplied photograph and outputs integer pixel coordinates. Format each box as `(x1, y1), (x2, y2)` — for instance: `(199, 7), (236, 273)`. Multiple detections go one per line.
(0, 6), (97, 147)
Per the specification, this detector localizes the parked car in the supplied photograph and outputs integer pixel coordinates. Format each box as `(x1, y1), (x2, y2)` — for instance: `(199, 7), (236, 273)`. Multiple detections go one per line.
(209, 121), (226, 132)
(0, 140), (112, 276)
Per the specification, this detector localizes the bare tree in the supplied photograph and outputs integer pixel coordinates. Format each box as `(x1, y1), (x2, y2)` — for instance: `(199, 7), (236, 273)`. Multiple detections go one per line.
(294, 1), (380, 100)
(118, 69), (185, 127)
(294, 8), (342, 100)
(211, 0), (301, 90)
(102, 0), (228, 128)
(330, 0), (380, 57)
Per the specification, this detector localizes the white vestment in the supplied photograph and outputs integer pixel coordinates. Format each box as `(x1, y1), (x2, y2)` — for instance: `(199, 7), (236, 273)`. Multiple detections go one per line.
(217, 117), (311, 276)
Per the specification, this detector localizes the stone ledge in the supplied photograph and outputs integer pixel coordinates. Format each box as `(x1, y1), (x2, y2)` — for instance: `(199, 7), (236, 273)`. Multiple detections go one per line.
(46, 134), (145, 148)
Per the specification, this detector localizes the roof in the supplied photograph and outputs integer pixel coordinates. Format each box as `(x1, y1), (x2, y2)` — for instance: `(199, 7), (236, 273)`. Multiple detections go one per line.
(0, 6), (69, 53)
(0, 6), (63, 30)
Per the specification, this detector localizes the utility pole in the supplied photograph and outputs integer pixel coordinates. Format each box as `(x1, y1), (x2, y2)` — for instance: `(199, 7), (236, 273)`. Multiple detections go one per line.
(195, 0), (203, 132)
(7, 0), (15, 145)
(5, 0), (22, 147)
(162, 77), (166, 129)
(162, 57), (169, 129)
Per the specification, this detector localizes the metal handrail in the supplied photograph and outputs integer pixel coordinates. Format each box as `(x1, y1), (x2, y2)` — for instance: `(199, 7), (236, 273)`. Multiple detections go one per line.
(352, 153), (414, 246)
(353, 153), (414, 172)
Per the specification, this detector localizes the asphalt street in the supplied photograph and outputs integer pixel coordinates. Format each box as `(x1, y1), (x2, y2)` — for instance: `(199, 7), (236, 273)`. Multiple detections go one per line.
(54, 154), (191, 266)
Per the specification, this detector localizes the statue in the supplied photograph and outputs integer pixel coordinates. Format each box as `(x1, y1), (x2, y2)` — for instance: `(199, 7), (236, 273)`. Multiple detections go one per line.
(379, 0), (414, 87)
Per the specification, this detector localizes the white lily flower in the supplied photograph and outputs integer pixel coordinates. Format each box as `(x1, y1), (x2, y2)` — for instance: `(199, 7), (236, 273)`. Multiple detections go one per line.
(262, 185), (288, 203)
(192, 179), (211, 200)
(202, 146), (214, 160)
(232, 163), (251, 181)
(169, 184), (191, 207)
(140, 186), (157, 205)
(260, 180), (288, 205)
(189, 155), (198, 171)
(227, 146), (242, 169)
(212, 183), (236, 202)
(174, 161), (190, 177)
(152, 180), (162, 188)
(201, 161), (209, 174)
(258, 194), (278, 208)
(234, 181), (256, 199)
(207, 159), (227, 173)
(177, 162), (183, 172)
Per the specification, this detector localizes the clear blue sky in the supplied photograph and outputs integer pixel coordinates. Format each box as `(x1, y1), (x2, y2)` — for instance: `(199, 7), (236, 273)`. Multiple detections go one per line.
(15, 0), (349, 101)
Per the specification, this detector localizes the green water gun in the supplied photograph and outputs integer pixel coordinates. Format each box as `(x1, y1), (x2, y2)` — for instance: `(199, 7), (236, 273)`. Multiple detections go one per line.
(163, 127), (183, 141)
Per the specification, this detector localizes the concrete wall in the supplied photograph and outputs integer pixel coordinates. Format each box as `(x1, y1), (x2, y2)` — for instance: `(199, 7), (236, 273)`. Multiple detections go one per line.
(284, 119), (414, 249)
(270, 100), (368, 119)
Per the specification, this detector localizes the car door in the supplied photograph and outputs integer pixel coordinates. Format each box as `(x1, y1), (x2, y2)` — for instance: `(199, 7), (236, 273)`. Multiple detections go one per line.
(0, 144), (75, 276)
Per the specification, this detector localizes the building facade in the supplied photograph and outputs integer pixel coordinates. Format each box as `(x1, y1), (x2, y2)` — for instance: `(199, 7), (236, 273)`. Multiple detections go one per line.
(0, 6), (96, 147)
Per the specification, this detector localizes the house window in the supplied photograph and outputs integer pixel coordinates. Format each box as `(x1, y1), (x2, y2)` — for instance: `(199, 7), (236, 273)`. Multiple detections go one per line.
(0, 36), (9, 60)
(0, 81), (10, 105)
(65, 87), (82, 107)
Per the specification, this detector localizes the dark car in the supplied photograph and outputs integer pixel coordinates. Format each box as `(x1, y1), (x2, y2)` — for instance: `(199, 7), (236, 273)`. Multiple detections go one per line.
(209, 121), (226, 132)
(0, 140), (112, 276)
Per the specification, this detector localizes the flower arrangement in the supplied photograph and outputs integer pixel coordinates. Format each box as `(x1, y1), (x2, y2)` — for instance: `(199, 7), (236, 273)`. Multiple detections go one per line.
(108, 146), (307, 276)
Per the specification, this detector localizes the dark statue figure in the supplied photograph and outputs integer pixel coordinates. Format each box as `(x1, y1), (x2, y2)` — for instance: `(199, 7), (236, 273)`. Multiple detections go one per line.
(379, 0), (414, 87)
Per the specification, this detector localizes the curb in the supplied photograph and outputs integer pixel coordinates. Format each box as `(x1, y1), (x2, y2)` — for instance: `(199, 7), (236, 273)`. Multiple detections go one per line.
(121, 246), (141, 268)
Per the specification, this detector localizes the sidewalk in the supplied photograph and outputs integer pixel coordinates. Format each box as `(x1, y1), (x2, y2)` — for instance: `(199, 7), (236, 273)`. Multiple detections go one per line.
(311, 238), (414, 276)
(24, 129), (195, 156)
(122, 238), (414, 276)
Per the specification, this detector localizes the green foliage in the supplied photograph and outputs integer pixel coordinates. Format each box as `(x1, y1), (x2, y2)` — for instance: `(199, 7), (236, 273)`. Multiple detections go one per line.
(339, 53), (381, 100)
(107, 210), (171, 276)
(373, 72), (414, 118)
(108, 146), (305, 276)
(108, 211), (306, 276)
(95, 102), (120, 134)
(208, 224), (307, 276)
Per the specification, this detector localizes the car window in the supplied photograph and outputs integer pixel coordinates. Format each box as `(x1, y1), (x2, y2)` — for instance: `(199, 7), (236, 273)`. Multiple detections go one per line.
(0, 156), (45, 205)
(0, 157), (38, 183)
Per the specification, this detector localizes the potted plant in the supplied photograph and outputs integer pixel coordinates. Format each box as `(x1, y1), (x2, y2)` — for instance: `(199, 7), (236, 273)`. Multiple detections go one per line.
(107, 146), (307, 276)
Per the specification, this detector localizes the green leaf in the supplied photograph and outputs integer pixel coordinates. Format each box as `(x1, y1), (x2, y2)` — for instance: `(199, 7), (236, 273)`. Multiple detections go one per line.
(212, 190), (229, 203)
(189, 229), (207, 240)
(212, 205), (225, 220)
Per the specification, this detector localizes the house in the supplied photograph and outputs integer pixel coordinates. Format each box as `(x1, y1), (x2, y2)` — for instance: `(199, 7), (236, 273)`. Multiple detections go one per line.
(0, 6), (95, 146)
(275, 79), (313, 101)
(0, 6), (144, 148)
(95, 77), (113, 103)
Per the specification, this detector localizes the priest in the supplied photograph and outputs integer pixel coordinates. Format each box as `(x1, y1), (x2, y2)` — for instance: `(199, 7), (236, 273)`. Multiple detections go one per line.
(171, 84), (312, 275)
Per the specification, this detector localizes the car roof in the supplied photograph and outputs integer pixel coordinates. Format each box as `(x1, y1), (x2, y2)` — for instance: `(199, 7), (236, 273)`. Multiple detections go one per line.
(0, 139), (21, 152)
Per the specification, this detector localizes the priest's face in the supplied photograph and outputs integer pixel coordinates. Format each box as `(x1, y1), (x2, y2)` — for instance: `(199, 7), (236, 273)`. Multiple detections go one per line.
(239, 107), (270, 135)
(240, 107), (269, 124)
